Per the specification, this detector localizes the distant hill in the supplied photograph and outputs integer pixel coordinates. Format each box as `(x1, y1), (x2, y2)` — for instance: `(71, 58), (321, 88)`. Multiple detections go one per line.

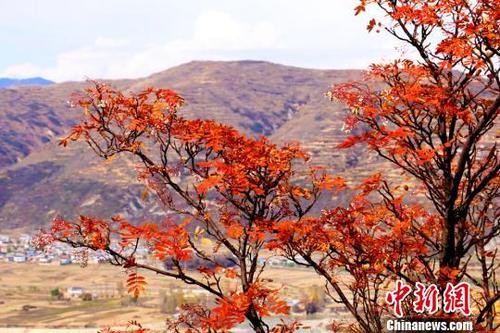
(0, 77), (54, 88)
(0, 61), (397, 230)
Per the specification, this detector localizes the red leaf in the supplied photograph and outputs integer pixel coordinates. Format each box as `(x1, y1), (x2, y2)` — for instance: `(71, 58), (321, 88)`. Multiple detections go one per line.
(196, 175), (222, 194)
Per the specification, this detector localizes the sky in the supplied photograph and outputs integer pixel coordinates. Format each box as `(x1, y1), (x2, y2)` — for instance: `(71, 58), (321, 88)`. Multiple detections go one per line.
(0, 0), (402, 82)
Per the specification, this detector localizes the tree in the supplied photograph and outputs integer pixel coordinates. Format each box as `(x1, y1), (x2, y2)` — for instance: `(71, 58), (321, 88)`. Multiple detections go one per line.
(34, 1), (498, 331)
(35, 81), (339, 332)
(270, 184), (430, 332)
(272, 0), (498, 331)
(303, 285), (326, 315)
(50, 287), (62, 300)
(159, 289), (178, 314)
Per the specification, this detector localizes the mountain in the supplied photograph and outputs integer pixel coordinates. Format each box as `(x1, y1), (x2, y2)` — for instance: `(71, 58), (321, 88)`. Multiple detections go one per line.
(0, 77), (54, 88)
(0, 61), (389, 230)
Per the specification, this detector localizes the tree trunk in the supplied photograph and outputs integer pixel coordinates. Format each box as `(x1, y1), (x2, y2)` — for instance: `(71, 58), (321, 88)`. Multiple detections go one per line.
(246, 307), (267, 333)
(439, 207), (460, 284)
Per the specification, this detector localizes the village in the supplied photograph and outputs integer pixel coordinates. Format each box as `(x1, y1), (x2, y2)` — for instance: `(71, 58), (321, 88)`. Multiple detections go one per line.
(0, 233), (110, 265)
(0, 232), (353, 331)
(0, 233), (308, 269)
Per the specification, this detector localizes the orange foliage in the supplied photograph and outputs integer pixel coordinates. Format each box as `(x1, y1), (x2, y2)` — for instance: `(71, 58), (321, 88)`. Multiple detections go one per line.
(37, 80), (324, 332)
(34, 1), (499, 332)
(126, 271), (147, 298)
(323, 0), (499, 331)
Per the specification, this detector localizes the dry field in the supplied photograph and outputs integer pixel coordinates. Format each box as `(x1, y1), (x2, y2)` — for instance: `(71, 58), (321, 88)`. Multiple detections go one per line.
(0, 262), (330, 331)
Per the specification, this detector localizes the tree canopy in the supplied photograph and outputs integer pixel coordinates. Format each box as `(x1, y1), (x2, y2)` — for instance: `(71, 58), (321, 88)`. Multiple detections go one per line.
(35, 1), (498, 332)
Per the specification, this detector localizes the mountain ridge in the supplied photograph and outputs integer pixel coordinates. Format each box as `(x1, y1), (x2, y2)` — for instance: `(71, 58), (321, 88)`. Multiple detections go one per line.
(0, 77), (54, 88)
(0, 60), (383, 230)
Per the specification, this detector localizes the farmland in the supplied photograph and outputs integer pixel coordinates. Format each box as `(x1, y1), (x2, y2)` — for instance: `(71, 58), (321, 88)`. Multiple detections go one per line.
(0, 262), (336, 331)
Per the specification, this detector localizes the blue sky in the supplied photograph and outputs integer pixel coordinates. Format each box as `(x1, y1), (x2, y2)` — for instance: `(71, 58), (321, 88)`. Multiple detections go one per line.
(0, 0), (401, 82)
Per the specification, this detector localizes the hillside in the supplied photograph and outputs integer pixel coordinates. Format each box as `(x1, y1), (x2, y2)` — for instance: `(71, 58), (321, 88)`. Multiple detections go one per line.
(0, 61), (387, 230)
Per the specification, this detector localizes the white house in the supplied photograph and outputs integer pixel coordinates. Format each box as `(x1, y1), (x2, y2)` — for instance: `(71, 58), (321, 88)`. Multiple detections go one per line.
(67, 287), (84, 297)
(12, 254), (27, 263)
(0, 235), (10, 244)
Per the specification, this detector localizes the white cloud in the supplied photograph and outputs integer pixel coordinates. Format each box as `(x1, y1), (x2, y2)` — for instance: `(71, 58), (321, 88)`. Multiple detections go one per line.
(94, 37), (129, 48)
(193, 10), (280, 49)
(1, 63), (44, 79)
(0, 10), (281, 82)
(0, 1), (405, 82)
(1, 38), (134, 81)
